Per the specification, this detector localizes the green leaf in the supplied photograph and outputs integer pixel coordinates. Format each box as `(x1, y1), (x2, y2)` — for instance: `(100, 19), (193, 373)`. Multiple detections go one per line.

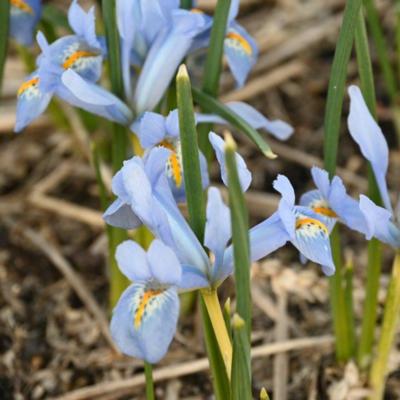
(354, 7), (383, 369)
(0, 0), (10, 93)
(323, 0), (362, 362)
(42, 4), (71, 31)
(231, 314), (252, 400)
(180, 0), (193, 9)
(176, 65), (206, 241)
(192, 87), (276, 159)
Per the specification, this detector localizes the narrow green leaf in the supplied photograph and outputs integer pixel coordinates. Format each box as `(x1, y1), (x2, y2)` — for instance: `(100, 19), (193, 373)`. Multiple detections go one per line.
(363, 0), (398, 101)
(176, 65), (206, 241)
(354, 7), (383, 369)
(323, 0), (362, 362)
(323, 0), (362, 175)
(199, 0), (232, 159)
(231, 314), (252, 400)
(223, 298), (233, 342)
(0, 0), (10, 92)
(193, 87), (276, 159)
(344, 259), (356, 356)
(180, 0), (192, 9)
(225, 133), (252, 336)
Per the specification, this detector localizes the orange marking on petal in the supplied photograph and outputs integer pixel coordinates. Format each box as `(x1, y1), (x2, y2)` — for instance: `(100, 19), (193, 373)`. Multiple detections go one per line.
(18, 77), (39, 96)
(10, 0), (33, 14)
(312, 206), (338, 218)
(226, 32), (252, 55)
(134, 289), (163, 329)
(295, 217), (329, 235)
(63, 50), (98, 70)
(159, 140), (183, 188)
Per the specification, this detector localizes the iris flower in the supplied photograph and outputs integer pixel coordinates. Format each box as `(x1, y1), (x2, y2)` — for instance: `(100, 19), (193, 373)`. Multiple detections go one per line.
(15, 1), (133, 132)
(106, 148), (335, 362)
(9, 0), (41, 47)
(347, 85), (400, 249)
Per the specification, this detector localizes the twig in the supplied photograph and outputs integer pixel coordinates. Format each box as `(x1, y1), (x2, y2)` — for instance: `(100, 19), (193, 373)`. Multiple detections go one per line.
(52, 335), (334, 400)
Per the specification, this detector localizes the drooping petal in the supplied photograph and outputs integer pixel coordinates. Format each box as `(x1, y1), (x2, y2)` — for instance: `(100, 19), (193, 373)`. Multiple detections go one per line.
(68, 0), (99, 49)
(116, 240), (152, 282)
(291, 207), (335, 275)
(9, 0), (41, 46)
(209, 131), (252, 191)
(59, 70), (133, 125)
(15, 72), (53, 132)
(103, 198), (143, 229)
(359, 195), (400, 249)
(226, 102), (294, 140)
(110, 283), (179, 363)
(205, 187), (231, 272)
(348, 85), (392, 213)
(147, 239), (182, 285)
(224, 22), (258, 87)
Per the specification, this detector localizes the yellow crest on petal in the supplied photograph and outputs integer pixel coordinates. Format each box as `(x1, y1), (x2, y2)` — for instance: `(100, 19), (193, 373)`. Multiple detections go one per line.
(11, 0), (33, 14)
(225, 31), (252, 55)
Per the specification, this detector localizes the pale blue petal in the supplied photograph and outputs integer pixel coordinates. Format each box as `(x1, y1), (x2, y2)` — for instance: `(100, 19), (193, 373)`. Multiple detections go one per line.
(205, 187), (231, 271)
(68, 0), (99, 49)
(292, 207), (335, 275)
(209, 131), (252, 191)
(228, 0), (240, 22)
(59, 70), (133, 125)
(224, 23), (258, 87)
(133, 112), (167, 149)
(310, 166), (330, 199)
(103, 198), (142, 229)
(15, 72), (53, 132)
(359, 195), (400, 248)
(179, 265), (210, 290)
(147, 239), (182, 285)
(348, 85), (392, 213)
(116, 240), (151, 282)
(165, 109), (180, 138)
(227, 102), (294, 140)
(273, 174), (296, 238)
(110, 284), (179, 363)
(10, 0), (41, 46)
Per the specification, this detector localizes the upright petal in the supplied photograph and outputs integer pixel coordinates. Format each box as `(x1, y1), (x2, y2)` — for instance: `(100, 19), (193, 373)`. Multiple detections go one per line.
(116, 240), (152, 282)
(68, 0), (99, 49)
(273, 175), (296, 238)
(15, 72), (53, 132)
(348, 85), (392, 213)
(147, 240), (182, 285)
(310, 167), (330, 199)
(110, 283), (179, 363)
(59, 70), (133, 125)
(133, 112), (167, 149)
(204, 187), (231, 272)
(209, 131), (252, 191)
(224, 22), (258, 87)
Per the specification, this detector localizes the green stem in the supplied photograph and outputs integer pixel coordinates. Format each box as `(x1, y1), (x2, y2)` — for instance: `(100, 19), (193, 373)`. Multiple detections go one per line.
(369, 252), (400, 399)
(323, 0), (362, 362)
(0, 0), (10, 92)
(198, 0), (231, 160)
(180, 0), (192, 9)
(354, 8), (384, 368)
(144, 362), (155, 400)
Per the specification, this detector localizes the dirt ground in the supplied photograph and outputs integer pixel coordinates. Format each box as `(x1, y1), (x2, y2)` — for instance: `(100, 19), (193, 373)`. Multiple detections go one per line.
(1, 0), (400, 399)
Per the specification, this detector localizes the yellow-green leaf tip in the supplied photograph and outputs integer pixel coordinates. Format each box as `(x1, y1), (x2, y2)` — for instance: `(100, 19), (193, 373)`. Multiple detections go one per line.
(232, 313), (245, 330)
(260, 387), (270, 400)
(264, 148), (277, 159)
(224, 131), (237, 151)
(224, 297), (231, 314)
(177, 64), (189, 81)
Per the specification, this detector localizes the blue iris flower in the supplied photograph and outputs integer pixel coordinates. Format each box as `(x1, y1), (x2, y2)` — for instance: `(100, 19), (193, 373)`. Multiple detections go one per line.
(9, 0), (41, 47)
(15, 0), (133, 132)
(106, 150), (335, 362)
(347, 85), (400, 249)
(191, 0), (258, 87)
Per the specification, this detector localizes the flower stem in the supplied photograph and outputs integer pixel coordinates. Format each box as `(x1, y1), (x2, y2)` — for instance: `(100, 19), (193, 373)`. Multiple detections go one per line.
(144, 362), (155, 400)
(201, 289), (233, 377)
(369, 252), (400, 399)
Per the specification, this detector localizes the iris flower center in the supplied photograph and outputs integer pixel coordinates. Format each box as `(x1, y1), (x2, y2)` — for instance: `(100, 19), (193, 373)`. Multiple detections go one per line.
(134, 289), (164, 328)
(295, 217), (329, 235)
(63, 50), (99, 70)
(10, 0), (33, 14)
(159, 140), (183, 188)
(225, 31), (252, 55)
(18, 77), (39, 97)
